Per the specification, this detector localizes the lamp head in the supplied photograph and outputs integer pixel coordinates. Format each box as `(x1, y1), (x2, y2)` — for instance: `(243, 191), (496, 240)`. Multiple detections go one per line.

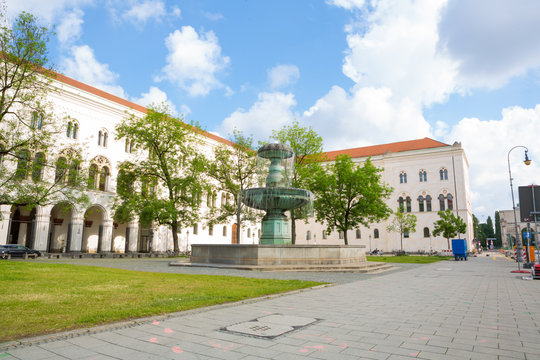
(524, 150), (532, 166)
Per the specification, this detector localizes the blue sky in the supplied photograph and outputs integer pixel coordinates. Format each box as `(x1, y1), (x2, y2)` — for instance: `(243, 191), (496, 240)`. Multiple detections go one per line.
(7, 0), (540, 221)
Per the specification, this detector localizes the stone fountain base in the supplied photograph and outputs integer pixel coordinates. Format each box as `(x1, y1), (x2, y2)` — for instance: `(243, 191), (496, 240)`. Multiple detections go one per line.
(171, 244), (394, 272)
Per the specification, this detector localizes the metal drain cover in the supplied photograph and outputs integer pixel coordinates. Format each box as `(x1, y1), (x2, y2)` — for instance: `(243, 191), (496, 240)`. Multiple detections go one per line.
(223, 314), (318, 339)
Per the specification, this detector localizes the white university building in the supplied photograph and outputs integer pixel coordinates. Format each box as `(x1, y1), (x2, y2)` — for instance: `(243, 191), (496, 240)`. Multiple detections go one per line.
(0, 73), (474, 254)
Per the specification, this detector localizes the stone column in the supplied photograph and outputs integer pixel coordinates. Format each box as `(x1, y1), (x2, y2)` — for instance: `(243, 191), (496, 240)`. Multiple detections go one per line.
(127, 221), (139, 253)
(33, 206), (51, 251)
(101, 219), (113, 253)
(0, 205), (11, 245)
(70, 212), (84, 252)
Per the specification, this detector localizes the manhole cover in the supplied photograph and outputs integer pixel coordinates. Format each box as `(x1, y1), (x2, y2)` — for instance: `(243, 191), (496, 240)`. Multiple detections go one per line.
(222, 314), (319, 339)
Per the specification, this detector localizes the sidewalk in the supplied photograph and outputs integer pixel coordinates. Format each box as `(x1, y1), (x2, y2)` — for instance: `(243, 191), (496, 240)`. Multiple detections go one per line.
(3, 255), (540, 359)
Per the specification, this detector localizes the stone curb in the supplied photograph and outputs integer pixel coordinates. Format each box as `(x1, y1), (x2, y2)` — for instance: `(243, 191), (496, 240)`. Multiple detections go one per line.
(0, 283), (332, 351)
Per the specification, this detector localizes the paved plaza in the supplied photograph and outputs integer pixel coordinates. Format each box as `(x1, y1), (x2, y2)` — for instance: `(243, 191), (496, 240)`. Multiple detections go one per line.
(2, 255), (540, 359)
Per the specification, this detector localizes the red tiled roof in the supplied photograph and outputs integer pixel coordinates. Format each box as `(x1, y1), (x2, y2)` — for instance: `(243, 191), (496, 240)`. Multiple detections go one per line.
(323, 138), (450, 161)
(53, 72), (236, 147)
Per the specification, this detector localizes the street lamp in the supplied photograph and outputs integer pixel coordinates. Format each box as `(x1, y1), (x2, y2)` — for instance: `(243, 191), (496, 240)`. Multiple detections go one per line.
(508, 146), (531, 271)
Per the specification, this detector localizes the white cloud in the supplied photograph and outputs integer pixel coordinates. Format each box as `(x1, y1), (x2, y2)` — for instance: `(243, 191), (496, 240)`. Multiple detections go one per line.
(157, 26), (230, 97)
(203, 12), (224, 21)
(219, 93), (297, 141)
(61, 45), (126, 98)
(268, 65), (300, 90)
(132, 86), (178, 115)
(171, 6), (181, 18)
(446, 105), (540, 216)
(327, 0), (366, 10)
(5, 0), (92, 24)
(438, 0), (540, 89)
(57, 8), (84, 44)
(122, 0), (166, 25)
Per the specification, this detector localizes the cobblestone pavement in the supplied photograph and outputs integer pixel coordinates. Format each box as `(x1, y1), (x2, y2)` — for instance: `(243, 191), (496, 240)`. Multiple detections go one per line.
(3, 255), (540, 359)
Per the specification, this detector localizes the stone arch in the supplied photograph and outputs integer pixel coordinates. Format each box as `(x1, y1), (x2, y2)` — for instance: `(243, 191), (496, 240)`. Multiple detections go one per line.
(82, 204), (109, 253)
(49, 202), (74, 252)
(88, 155), (112, 191)
(8, 206), (37, 248)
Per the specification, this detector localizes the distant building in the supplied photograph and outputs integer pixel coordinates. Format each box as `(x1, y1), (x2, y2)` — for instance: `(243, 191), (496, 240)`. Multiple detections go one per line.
(296, 138), (474, 252)
(498, 207), (539, 249)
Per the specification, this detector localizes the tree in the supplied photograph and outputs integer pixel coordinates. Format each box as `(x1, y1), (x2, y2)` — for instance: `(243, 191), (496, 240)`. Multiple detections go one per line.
(386, 209), (417, 251)
(271, 121), (324, 244)
(114, 104), (206, 252)
(494, 211), (502, 248)
(207, 130), (259, 244)
(433, 209), (467, 250)
(0, 10), (88, 210)
(308, 155), (392, 245)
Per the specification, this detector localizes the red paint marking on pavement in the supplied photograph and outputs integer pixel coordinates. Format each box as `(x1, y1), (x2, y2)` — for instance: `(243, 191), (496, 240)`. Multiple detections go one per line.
(164, 328), (174, 333)
(149, 337), (159, 343)
(171, 346), (183, 354)
(299, 349), (309, 353)
(480, 339), (487, 343)
(152, 320), (160, 325)
(339, 342), (348, 349)
(420, 337), (429, 340)
(410, 352), (420, 356)
(313, 345), (324, 350)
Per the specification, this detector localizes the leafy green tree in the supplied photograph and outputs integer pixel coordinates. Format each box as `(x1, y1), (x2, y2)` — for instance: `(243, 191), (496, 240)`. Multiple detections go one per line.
(0, 10), (88, 210)
(207, 130), (259, 244)
(308, 155), (392, 245)
(386, 209), (417, 251)
(433, 209), (467, 249)
(114, 104), (206, 252)
(271, 120), (324, 244)
(494, 211), (502, 248)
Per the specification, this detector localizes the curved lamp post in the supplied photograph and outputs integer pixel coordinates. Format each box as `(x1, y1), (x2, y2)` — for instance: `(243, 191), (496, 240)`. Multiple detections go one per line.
(508, 146), (531, 271)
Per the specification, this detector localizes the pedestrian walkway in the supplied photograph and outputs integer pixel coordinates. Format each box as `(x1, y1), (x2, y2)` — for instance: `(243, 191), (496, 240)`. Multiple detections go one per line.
(3, 256), (540, 359)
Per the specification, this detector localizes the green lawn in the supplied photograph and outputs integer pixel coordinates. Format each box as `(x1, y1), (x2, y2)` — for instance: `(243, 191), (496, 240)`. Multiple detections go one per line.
(366, 255), (452, 264)
(0, 261), (322, 342)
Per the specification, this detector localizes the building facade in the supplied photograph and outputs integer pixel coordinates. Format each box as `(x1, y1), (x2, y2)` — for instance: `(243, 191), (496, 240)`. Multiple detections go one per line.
(0, 74), (473, 254)
(296, 139), (474, 252)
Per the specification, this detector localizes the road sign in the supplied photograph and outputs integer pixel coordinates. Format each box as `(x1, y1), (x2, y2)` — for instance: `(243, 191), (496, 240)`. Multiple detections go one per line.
(524, 232), (531, 239)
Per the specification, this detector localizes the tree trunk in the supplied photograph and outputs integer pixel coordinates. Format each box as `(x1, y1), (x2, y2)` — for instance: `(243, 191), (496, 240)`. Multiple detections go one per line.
(344, 231), (348, 245)
(236, 207), (241, 244)
(171, 222), (179, 252)
(400, 233), (403, 251)
(447, 237), (450, 250)
(291, 211), (296, 245)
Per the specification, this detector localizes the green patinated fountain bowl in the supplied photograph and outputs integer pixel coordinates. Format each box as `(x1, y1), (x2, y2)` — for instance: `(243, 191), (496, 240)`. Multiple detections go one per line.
(241, 187), (312, 211)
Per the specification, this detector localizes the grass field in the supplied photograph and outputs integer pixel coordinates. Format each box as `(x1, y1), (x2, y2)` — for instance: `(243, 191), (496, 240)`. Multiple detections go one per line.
(0, 261), (322, 342)
(366, 255), (452, 264)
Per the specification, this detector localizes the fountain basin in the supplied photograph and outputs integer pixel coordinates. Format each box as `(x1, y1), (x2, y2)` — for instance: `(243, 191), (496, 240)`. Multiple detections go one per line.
(241, 187), (313, 211)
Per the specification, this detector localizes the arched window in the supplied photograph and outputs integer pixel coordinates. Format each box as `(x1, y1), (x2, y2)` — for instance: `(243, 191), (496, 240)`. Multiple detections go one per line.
(374, 229), (379, 239)
(306, 230), (311, 241)
(66, 122), (72, 138)
(418, 195), (424, 212)
(32, 152), (46, 182)
(398, 197), (404, 211)
(439, 194), (445, 211)
(221, 193), (226, 208)
(404, 230), (409, 238)
(426, 195), (432, 212)
(447, 193), (454, 210)
(322, 231), (327, 240)
(98, 129), (109, 147)
(103, 132), (108, 147)
(98, 131), (102, 146)
(440, 168), (448, 180)
(247, 228), (251, 238)
(125, 139), (130, 153)
(193, 224), (198, 235)
(423, 227), (430, 237)
(72, 123), (78, 139)
(15, 149), (31, 180)
(399, 171), (407, 184)
(209, 225), (214, 236)
(207, 192), (212, 207)
(55, 157), (68, 183)
(99, 166), (109, 191)
(31, 112), (43, 130)
(356, 229), (361, 239)
(406, 196), (412, 213)
(222, 226), (227, 237)
(88, 164), (98, 189)
(419, 170), (427, 182)
(338, 231), (344, 239)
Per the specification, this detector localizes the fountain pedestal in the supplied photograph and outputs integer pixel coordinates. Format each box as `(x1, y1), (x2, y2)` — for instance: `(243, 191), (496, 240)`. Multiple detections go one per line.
(260, 210), (290, 245)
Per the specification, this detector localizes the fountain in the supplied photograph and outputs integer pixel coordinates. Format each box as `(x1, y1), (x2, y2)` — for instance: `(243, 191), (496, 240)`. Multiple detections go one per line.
(179, 142), (388, 271)
(240, 143), (313, 245)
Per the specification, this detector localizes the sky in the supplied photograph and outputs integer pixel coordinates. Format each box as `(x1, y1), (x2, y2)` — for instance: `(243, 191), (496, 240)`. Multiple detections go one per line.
(6, 0), (540, 222)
